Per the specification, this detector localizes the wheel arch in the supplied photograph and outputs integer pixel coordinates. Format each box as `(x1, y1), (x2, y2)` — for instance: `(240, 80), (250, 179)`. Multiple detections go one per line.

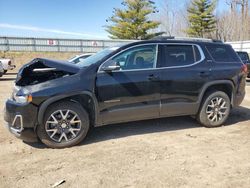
(37, 91), (99, 128)
(198, 80), (235, 108)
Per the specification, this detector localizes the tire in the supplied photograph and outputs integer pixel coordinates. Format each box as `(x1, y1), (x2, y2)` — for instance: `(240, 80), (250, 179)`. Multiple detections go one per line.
(37, 101), (89, 148)
(3, 70), (7, 74)
(197, 91), (231, 128)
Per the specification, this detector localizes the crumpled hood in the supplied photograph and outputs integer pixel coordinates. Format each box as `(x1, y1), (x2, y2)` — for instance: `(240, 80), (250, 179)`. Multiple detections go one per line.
(19, 58), (80, 74)
(16, 58), (80, 86)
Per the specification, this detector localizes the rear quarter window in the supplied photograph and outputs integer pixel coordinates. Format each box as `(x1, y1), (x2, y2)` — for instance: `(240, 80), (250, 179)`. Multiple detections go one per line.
(206, 44), (240, 63)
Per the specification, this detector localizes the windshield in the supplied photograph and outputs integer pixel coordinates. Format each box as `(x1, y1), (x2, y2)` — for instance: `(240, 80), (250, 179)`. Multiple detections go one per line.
(77, 47), (119, 67)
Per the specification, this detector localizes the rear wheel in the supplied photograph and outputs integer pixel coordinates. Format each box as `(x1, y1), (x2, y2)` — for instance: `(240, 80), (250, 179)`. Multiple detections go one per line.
(197, 91), (231, 127)
(3, 70), (7, 74)
(37, 101), (89, 148)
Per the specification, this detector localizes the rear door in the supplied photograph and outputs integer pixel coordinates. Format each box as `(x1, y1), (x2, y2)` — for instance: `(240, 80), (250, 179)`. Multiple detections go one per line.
(157, 43), (210, 117)
(96, 44), (161, 125)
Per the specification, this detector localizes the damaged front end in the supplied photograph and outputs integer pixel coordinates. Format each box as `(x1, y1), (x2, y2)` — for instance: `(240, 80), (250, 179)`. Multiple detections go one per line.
(16, 58), (80, 86)
(4, 58), (81, 142)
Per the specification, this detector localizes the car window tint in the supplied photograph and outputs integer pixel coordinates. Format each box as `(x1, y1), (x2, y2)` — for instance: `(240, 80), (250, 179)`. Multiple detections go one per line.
(194, 46), (201, 61)
(237, 52), (249, 61)
(111, 45), (157, 70)
(206, 44), (240, 62)
(159, 45), (198, 67)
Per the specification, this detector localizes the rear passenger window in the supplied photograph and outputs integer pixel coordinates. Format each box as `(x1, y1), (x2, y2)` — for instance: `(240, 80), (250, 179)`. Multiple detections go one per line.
(158, 45), (202, 67)
(206, 45), (240, 62)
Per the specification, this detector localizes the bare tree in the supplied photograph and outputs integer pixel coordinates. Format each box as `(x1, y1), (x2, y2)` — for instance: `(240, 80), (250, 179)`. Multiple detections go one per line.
(157, 0), (249, 41)
(158, 0), (189, 37)
(214, 0), (250, 41)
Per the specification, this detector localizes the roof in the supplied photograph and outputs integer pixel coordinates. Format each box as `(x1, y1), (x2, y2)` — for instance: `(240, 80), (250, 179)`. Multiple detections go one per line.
(118, 37), (226, 50)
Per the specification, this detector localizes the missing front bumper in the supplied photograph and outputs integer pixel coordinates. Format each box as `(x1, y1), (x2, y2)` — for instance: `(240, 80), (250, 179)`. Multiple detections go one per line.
(10, 114), (23, 135)
(5, 114), (38, 143)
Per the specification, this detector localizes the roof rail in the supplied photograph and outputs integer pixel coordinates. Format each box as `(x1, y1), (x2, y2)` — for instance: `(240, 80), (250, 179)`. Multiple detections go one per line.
(152, 36), (223, 43)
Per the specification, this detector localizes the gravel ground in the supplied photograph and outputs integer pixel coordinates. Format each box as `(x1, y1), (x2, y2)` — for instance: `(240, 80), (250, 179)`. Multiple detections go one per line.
(0, 73), (250, 188)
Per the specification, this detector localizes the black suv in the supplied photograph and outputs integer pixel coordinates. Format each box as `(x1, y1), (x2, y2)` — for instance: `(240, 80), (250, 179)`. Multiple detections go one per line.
(4, 37), (247, 148)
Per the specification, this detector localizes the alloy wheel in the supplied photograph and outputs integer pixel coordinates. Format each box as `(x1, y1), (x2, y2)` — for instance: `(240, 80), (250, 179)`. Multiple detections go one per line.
(206, 97), (228, 123)
(45, 109), (82, 143)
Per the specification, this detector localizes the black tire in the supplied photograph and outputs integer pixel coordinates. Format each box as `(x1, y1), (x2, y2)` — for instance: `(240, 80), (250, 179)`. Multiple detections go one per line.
(197, 91), (231, 128)
(37, 101), (89, 148)
(3, 70), (7, 74)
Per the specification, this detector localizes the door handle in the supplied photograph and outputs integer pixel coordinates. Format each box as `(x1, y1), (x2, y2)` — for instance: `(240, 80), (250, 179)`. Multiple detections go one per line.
(199, 71), (211, 77)
(148, 74), (160, 81)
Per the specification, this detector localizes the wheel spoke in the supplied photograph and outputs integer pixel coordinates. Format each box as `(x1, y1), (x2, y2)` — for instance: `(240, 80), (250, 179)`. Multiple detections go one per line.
(220, 101), (227, 109)
(218, 112), (223, 120)
(71, 128), (81, 131)
(211, 114), (217, 122)
(70, 120), (81, 124)
(50, 130), (57, 139)
(59, 110), (64, 119)
(59, 132), (68, 142)
(70, 115), (81, 124)
(218, 98), (223, 105)
(207, 112), (214, 119)
(61, 110), (70, 120)
(208, 100), (215, 108)
(46, 129), (57, 132)
(70, 129), (76, 137)
(206, 110), (213, 113)
(51, 115), (58, 124)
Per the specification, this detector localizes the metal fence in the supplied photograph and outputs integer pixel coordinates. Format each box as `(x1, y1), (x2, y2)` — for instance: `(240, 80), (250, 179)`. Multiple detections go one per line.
(1, 36), (249, 54)
(227, 41), (250, 53)
(0, 36), (133, 53)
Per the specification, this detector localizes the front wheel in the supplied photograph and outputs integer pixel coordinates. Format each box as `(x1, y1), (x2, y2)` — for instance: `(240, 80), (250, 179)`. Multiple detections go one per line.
(197, 91), (231, 127)
(37, 101), (89, 148)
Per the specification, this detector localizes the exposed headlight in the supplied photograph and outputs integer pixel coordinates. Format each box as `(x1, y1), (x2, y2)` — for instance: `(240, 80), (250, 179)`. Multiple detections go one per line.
(12, 86), (32, 104)
(13, 94), (32, 103)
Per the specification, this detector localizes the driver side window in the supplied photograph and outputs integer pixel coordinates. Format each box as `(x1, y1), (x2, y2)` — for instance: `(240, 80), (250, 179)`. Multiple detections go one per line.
(102, 45), (157, 71)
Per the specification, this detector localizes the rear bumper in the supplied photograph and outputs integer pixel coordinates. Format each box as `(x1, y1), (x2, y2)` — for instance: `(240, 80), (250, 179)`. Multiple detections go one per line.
(4, 99), (38, 142)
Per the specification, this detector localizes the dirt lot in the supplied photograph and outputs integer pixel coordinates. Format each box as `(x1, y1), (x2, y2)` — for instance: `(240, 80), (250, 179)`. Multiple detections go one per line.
(0, 72), (250, 188)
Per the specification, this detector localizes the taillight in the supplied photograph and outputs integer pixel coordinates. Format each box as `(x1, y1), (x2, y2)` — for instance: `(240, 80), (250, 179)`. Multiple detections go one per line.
(241, 64), (248, 74)
(8, 60), (11, 65)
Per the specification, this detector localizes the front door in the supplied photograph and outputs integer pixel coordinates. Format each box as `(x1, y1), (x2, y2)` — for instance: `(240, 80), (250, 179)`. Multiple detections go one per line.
(96, 44), (161, 125)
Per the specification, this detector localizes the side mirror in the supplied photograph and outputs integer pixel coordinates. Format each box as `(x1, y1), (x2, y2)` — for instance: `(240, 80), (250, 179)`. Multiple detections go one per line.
(102, 65), (121, 72)
(102, 60), (121, 72)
